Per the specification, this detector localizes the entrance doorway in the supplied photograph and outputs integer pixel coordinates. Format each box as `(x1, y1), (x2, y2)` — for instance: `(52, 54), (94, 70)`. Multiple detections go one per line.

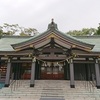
(40, 62), (64, 80)
(12, 62), (31, 80)
(21, 63), (31, 79)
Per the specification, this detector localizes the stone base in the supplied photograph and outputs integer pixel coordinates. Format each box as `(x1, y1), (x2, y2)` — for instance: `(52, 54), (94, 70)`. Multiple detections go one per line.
(30, 84), (34, 87)
(4, 84), (9, 87)
(70, 85), (75, 88)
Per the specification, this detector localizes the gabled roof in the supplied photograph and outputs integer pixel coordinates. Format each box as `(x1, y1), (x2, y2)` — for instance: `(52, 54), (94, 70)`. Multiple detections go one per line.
(11, 20), (94, 52)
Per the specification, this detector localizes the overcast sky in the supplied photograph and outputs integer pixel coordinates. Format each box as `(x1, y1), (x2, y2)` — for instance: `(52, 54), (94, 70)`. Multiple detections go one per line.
(0, 0), (100, 33)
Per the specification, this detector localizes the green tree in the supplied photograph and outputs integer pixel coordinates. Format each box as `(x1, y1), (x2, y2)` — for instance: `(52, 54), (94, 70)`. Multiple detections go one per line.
(67, 30), (82, 36)
(0, 23), (38, 36)
(67, 28), (97, 36)
(96, 23), (100, 35)
(0, 26), (3, 36)
(3, 23), (13, 35)
(24, 28), (36, 36)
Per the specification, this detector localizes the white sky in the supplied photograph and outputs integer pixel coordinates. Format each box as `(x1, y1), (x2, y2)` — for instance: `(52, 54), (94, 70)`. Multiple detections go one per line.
(0, 0), (100, 33)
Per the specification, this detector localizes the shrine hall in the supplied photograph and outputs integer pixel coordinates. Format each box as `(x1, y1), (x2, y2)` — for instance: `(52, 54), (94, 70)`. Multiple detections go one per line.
(0, 20), (100, 89)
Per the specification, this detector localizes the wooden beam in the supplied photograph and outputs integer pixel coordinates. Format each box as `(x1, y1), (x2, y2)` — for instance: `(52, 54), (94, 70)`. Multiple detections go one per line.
(73, 60), (95, 63)
(38, 55), (66, 60)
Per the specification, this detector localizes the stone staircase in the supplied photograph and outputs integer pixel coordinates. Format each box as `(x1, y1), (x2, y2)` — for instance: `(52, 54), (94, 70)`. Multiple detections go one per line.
(0, 80), (100, 100)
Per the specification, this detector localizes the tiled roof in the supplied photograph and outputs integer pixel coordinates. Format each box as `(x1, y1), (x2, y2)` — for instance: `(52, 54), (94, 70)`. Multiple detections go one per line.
(0, 36), (29, 51)
(75, 36), (100, 52)
(0, 35), (100, 52)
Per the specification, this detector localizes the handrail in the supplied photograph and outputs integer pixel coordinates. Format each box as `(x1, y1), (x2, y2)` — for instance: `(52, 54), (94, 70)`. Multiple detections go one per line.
(88, 73), (96, 93)
(77, 73), (97, 100)
(89, 81), (95, 88)
(88, 81), (97, 100)
(10, 73), (14, 84)
(10, 80), (16, 85)
(10, 80), (16, 92)
(10, 73), (16, 92)
(80, 73), (84, 81)
(80, 73), (86, 88)
(88, 74), (97, 100)
(88, 81), (95, 92)
(91, 73), (96, 86)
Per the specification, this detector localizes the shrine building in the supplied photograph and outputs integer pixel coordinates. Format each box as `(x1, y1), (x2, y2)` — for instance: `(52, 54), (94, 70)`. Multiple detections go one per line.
(0, 20), (100, 89)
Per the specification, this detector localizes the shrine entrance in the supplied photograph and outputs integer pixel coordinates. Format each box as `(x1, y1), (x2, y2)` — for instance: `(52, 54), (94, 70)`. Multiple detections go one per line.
(40, 62), (64, 80)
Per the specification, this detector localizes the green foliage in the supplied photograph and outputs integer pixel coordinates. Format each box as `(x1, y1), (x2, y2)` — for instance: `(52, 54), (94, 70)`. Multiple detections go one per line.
(0, 30), (3, 36)
(0, 23), (38, 36)
(0, 26), (3, 36)
(96, 24), (100, 35)
(23, 28), (38, 36)
(67, 28), (97, 36)
(20, 32), (29, 36)
(67, 30), (82, 36)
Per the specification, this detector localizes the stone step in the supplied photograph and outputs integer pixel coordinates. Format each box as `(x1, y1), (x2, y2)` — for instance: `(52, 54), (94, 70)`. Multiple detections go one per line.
(40, 98), (65, 100)
(0, 80), (99, 100)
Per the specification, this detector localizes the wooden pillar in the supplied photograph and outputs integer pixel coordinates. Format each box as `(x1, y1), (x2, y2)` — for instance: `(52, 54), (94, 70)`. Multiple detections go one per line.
(69, 59), (75, 88)
(30, 57), (36, 87)
(5, 58), (11, 87)
(35, 60), (39, 80)
(37, 61), (41, 80)
(95, 58), (100, 89)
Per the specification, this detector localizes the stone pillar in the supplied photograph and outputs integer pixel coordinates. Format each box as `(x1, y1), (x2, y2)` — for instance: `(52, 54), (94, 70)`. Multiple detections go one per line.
(5, 58), (11, 87)
(95, 58), (100, 89)
(69, 59), (75, 88)
(30, 57), (36, 87)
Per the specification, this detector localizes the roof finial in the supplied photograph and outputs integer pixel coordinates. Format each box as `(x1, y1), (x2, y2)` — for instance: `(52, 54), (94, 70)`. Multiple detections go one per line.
(52, 18), (54, 23)
(48, 19), (58, 30)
